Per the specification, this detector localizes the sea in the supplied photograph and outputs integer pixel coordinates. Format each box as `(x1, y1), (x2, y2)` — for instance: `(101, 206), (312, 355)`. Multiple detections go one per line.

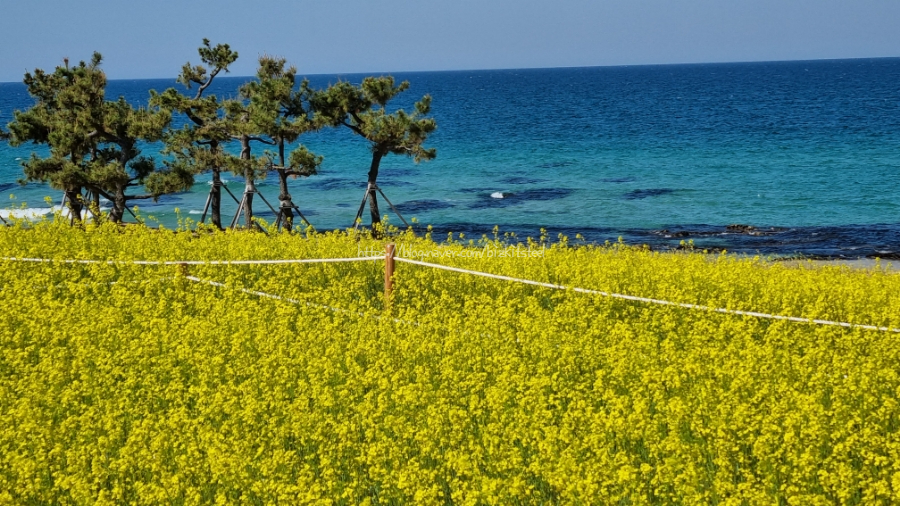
(2, 58), (899, 258)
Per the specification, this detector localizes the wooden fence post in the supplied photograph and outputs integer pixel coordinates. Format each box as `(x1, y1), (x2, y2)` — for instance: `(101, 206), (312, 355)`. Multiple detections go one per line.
(385, 243), (396, 311)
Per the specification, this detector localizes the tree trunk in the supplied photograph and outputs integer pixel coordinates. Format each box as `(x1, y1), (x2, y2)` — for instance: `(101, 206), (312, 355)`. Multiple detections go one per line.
(65, 187), (83, 224)
(278, 169), (293, 232)
(367, 151), (383, 225)
(90, 191), (101, 224)
(240, 134), (253, 229)
(109, 186), (127, 223)
(276, 141), (293, 232)
(210, 168), (222, 229)
(242, 178), (254, 228)
(112, 148), (132, 224)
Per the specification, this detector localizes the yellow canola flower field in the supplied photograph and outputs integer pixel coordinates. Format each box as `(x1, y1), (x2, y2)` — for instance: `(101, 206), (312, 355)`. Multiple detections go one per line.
(1, 220), (900, 505)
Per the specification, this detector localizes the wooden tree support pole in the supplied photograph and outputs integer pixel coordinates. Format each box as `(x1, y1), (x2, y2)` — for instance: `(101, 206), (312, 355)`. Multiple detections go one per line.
(384, 243), (396, 311)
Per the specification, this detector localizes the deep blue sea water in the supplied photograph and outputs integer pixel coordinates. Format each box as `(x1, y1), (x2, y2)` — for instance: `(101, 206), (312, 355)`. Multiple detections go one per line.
(2, 59), (900, 257)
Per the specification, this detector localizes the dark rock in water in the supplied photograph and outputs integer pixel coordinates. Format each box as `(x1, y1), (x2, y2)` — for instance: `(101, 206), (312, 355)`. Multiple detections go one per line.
(653, 229), (694, 238)
(335, 203), (352, 208)
(623, 188), (675, 200)
(306, 178), (364, 191)
(138, 193), (185, 208)
(654, 224), (788, 238)
(725, 225), (787, 235)
(601, 177), (636, 183)
(521, 188), (574, 200)
(468, 188), (574, 209)
(375, 178), (416, 188)
(395, 199), (455, 213)
(724, 224), (786, 235)
(431, 222), (900, 259)
(381, 167), (416, 177)
(499, 176), (550, 185)
(537, 161), (573, 169)
(146, 193), (186, 205)
(726, 224), (756, 233)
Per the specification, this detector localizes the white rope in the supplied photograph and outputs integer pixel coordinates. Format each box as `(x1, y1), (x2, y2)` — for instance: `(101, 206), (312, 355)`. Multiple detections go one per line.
(394, 256), (900, 333)
(6, 250), (897, 333)
(184, 276), (349, 313)
(1, 256), (383, 266)
(182, 276), (419, 327)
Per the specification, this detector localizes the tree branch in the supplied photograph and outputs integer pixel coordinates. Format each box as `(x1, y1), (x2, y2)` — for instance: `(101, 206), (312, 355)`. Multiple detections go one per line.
(340, 119), (365, 137)
(194, 67), (220, 100)
(184, 108), (205, 127)
(89, 186), (117, 203)
(349, 112), (365, 126)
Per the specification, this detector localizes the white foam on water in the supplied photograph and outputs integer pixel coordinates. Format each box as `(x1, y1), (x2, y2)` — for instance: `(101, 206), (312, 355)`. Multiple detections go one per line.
(188, 210), (204, 215)
(1, 205), (110, 220)
(491, 192), (505, 199)
(0, 207), (53, 219)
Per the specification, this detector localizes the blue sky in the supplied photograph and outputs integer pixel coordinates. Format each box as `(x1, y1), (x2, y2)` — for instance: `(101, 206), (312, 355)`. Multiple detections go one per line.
(1, 0), (899, 82)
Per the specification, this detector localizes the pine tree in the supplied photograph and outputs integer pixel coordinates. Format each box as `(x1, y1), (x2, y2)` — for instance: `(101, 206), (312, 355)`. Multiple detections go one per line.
(150, 39), (238, 229)
(312, 76), (436, 227)
(8, 54), (188, 224)
(91, 94), (181, 223)
(6, 56), (102, 222)
(221, 95), (271, 229)
(241, 56), (322, 231)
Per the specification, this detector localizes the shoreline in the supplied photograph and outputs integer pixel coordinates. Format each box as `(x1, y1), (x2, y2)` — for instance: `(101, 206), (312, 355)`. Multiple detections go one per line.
(2, 215), (898, 265)
(774, 257), (896, 271)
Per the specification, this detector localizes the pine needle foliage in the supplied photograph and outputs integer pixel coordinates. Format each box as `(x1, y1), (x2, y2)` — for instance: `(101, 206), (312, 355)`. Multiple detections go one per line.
(6, 53), (182, 223)
(312, 76), (436, 225)
(240, 55), (322, 231)
(150, 39), (239, 229)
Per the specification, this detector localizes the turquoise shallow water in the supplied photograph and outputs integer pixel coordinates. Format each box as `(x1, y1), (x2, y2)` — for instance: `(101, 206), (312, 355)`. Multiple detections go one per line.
(1, 59), (899, 257)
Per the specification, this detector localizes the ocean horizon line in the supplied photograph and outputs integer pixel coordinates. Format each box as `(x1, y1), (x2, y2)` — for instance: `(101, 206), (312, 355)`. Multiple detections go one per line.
(3, 55), (900, 86)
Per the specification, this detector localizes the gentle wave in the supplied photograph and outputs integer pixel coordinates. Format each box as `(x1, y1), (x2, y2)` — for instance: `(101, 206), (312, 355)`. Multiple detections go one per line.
(0, 207), (54, 219)
(0, 205), (110, 219)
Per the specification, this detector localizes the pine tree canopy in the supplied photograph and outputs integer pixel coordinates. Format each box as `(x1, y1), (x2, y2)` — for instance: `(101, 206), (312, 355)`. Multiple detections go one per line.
(176, 39), (238, 99)
(312, 76), (436, 163)
(241, 55), (322, 177)
(148, 40), (241, 228)
(6, 52), (190, 222)
(3, 41), (438, 230)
